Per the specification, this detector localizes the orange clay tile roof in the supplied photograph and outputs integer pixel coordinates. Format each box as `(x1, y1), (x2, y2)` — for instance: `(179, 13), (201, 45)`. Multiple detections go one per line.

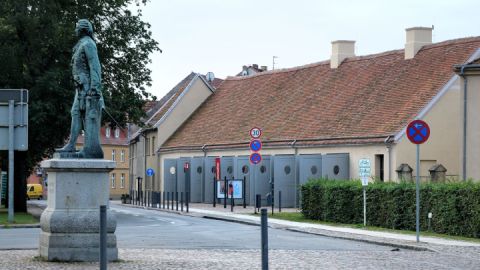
(161, 37), (480, 151)
(77, 126), (128, 146)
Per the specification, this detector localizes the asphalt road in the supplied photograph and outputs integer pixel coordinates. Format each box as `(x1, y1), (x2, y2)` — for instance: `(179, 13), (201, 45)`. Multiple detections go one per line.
(0, 203), (391, 251)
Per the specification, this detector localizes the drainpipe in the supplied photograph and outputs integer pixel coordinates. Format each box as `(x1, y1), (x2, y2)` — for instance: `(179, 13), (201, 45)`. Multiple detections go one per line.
(384, 136), (394, 181)
(201, 144), (207, 202)
(460, 66), (467, 181)
(290, 140), (298, 208)
(140, 132), (148, 191)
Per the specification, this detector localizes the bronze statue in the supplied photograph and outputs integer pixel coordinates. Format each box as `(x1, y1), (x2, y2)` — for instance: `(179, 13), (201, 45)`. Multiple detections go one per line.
(57, 19), (103, 158)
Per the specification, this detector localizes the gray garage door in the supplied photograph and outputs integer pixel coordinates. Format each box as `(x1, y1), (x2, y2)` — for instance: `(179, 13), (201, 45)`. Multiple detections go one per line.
(190, 157), (203, 203)
(203, 157), (216, 203)
(176, 157), (191, 196)
(322, 153), (350, 180)
(163, 159), (177, 194)
(235, 156), (251, 205)
(253, 155), (271, 206)
(273, 155), (296, 208)
(299, 155), (322, 185)
(221, 156), (234, 180)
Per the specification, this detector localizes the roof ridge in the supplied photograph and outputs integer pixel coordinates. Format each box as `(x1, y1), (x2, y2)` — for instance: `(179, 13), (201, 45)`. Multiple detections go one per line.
(226, 36), (480, 82)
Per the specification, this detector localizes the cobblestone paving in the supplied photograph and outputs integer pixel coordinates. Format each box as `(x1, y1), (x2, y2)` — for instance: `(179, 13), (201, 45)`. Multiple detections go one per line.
(1, 247), (479, 270)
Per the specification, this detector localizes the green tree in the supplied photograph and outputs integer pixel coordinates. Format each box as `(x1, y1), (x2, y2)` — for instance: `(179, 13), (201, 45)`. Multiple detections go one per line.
(0, 0), (159, 211)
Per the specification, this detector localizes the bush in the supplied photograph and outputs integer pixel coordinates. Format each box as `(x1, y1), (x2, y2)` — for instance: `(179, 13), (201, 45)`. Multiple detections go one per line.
(301, 179), (480, 238)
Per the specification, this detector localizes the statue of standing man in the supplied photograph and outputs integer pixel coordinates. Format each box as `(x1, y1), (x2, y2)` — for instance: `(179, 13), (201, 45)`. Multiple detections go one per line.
(57, 19), (104, 159)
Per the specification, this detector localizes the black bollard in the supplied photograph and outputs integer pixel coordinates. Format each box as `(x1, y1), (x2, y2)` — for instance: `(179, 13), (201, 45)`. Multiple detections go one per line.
(243, 176), (246, 209)
(163, 191), (166, 209)
(261, 208), (269, 270)
(186, 191), (189, 213)
(213, 177), (216, 208)
(255, 194), (261, 214)
(224, 177), (227, 209)
(176, 192), (179, 211)
(167, 192), (170, 209)
(171, 192), (174, 210)
(100, 205), (107, 270)
(279, 190), (282, 213)
(181, 192), (184, 212)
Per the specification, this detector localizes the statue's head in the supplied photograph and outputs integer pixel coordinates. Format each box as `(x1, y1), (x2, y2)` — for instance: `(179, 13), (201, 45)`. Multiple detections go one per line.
(75, 19), (93, 38)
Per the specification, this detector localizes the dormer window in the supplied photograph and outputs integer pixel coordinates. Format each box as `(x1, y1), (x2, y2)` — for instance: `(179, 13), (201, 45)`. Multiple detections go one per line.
(106, 127), (111, 138)
(114, 128), (120, 138)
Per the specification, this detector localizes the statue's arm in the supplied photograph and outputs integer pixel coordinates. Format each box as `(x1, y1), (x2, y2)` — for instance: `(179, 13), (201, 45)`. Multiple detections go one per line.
(85, 41), (102, 96)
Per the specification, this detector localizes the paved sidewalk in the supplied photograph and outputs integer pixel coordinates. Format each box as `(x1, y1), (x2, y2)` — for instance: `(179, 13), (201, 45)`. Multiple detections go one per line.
(114, 200), (480, 250)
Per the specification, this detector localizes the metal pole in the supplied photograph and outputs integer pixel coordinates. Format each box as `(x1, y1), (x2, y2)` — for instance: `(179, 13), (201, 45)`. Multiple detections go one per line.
(261, 208), (269, 270)
(363, 186), (366, 227)
(163, 191), (165, 209)
(100, 205), (107, 270)
(213, 177), (216, 207)
(186, 191), (189, 213)
(181, 192), (184, 212)
(243, 176), (246, 208)
(167, 192), (169, 209)
(416, 144), (420, 242)
(224, 176), (227, 208)
(278, 191), (282, 213)
(176, 192), (178, 211)
(8, 100), (14, 223)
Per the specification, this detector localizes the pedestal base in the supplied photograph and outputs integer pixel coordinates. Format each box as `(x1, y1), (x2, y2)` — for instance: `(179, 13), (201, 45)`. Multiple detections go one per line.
(39, 158), (117, 262)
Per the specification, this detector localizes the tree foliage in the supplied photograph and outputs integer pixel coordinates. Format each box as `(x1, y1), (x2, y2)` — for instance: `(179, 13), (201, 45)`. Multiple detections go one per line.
(0, 0), (159, 171)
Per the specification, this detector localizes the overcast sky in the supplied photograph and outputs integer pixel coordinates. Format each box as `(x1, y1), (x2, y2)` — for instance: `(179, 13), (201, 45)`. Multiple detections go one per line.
(134, 0), (478, 99)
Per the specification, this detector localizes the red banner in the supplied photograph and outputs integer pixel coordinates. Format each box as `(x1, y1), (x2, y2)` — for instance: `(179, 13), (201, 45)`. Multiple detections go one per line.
(215, 157), (221, 180)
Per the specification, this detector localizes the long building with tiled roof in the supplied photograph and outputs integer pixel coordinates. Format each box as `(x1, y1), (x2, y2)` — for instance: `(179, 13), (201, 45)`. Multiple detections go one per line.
(130, 27), (480, 207)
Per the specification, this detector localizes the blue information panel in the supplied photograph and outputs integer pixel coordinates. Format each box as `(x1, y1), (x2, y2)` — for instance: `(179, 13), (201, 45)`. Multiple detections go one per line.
(146, 168), (155, 176)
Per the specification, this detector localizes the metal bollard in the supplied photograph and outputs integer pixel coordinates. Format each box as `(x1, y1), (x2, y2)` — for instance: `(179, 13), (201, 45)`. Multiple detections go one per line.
(231, 191), (234, 212)
(255, 194), (261, 214)
(163, 191), (165, 209)
(279, 191), (282, 213)
(261, 208), (269, 270)
(176, 192), (179, 211)
(171, 192), (174, 210)
(181, 192), (184, 212)
(186, 191), (189, 213)
(224, 177), (227, 209)
(100, 205), (107, 270)
(167, 192), (170, 209)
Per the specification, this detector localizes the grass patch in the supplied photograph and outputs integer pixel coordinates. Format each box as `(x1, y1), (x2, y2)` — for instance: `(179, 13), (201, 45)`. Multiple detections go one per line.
(0, 210), (39, 225)
(255, 211), (480, 243)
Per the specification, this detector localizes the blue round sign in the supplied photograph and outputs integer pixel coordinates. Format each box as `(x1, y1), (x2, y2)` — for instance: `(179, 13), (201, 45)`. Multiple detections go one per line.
(406, 120), (430, 144)
(249, 139), (262, 152)
(146, 168), (155, 176)
(249, 153), (262, 165)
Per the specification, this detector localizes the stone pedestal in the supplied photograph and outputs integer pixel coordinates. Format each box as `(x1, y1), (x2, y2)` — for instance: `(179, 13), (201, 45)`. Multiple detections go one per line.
(39, 159), (117, 262)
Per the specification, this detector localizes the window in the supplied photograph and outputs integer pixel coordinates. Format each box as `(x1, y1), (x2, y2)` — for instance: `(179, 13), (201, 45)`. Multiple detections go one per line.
(260, 165), (267, 174)
(106, 127), (111, 138)
(197, 166), (202, 174)
(242, 165), (249, 175)
(375, 154), (384, 181)
(311, 166), (318, 175)
(152, 136), (156, 155)
(111, 173), (116, 188)
(284, 165), (291, 175)
(145, 138), (150, 156)
(114, 128), (120, 138)
(227, 166), (233, 174)
(112, 149), (116, 161)
(333, 165), (340, 175)
(120, 174), (125, 188)
(121, 150), (125, 162)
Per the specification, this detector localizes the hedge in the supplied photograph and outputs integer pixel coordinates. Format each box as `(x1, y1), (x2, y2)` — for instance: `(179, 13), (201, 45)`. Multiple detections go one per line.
(301, 179), (480, 238)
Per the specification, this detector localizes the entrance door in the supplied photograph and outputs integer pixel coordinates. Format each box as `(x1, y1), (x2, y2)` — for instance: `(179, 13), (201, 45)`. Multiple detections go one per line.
(273, 155), (296, 207)
(190, 157), (203, 202)
(235, 156), (251, 205)
(163, 159), (177, 194)
(203, 157), (216, 203)
(253, 155), (271, 206)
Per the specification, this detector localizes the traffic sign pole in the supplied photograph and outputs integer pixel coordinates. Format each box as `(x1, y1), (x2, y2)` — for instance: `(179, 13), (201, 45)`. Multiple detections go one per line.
(363, 186), (366, 227)
(416, 144), (420, 243)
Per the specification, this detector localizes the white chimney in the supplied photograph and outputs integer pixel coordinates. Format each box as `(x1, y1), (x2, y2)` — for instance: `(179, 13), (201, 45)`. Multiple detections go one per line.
(331, 40), (355, 69)
(405, 27), (432, 59)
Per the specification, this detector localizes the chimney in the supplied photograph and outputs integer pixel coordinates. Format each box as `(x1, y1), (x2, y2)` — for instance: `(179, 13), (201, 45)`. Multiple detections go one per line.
(261, 65), (268, 71)
(330, 40), (355, 69)
(252, 64), (259, 69)
(405, 27), (432, 59)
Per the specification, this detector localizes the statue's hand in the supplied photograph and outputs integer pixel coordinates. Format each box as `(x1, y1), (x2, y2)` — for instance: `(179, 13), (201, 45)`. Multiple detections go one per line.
(87, 88), (98, 96)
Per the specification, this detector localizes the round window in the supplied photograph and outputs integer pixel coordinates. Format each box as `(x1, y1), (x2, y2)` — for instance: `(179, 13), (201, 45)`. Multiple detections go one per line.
(242, 165), (249, 174)
(260, 165), (266, 174)
(284, 165), (291, 175)
(311, 166), (318, 175)
(197, 166), (202, 174)
(333, 165), (340, 175)
(211, 166), (216, 174)
(227, 166), (233, 174)
(169, 166), (176, 175)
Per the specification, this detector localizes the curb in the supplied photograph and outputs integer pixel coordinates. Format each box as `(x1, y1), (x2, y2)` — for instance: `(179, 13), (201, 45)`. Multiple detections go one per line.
(0, 223), (41, 229)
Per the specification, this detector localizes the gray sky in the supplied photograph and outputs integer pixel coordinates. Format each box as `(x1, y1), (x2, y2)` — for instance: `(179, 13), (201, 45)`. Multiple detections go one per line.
(135, 0), (478, 98)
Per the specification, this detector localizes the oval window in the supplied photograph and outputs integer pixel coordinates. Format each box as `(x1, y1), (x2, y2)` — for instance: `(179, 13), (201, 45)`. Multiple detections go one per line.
(333, 165), (340, 175)
(260, 165), (267, 174)
(311, 166), (318, 175)
(211, 166), (216, 174)
(169, 166), (176, 175)
(197, 166), (202, 174)
(284, 165), (291, 175)
(242, 165), (249, 174)
(227, 166), (233, 174)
